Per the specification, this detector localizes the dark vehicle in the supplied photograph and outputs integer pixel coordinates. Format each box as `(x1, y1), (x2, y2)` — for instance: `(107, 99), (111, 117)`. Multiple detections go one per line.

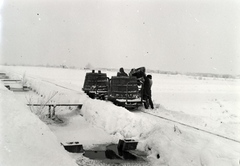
(82, 68), (145, 110)
(108, 76), (143, 110)
(82, 70), (109, 99)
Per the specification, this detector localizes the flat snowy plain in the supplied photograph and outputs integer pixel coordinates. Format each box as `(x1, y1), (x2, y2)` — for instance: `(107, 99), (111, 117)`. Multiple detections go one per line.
(0, 65), (240, 166)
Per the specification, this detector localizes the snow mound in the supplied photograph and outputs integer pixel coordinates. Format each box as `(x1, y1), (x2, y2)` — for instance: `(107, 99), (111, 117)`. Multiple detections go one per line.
(80, 99), (155, 139)
(81, 99), (240, 166)
(0, 83), (78, 166)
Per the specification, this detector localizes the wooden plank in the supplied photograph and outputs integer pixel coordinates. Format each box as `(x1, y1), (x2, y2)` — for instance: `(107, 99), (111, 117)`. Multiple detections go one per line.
(2, 79), (22, 82)
(27, 103), (83, 107)
(10, 88), (30, 92)
(0, 73), (7, 75)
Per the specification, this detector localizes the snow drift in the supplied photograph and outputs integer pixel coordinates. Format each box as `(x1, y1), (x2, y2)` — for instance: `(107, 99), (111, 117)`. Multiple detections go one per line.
(0, 83), (78, 166)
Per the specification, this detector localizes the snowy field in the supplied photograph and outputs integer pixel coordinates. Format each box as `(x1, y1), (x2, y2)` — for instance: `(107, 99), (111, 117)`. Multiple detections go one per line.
(1, 65), (240, 166)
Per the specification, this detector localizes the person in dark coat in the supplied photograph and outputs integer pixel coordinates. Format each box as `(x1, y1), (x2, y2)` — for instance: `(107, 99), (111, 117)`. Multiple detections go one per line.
(117, 67), (128, 77)
(143, 74), (154, 109)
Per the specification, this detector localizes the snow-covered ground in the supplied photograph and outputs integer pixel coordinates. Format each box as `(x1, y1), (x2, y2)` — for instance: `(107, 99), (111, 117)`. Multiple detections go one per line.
(1, 65), (240, 166)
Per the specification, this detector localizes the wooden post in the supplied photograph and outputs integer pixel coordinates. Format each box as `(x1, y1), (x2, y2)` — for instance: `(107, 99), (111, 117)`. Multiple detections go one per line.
(48, 106), (52, 118)
(52, 106), (56, 117)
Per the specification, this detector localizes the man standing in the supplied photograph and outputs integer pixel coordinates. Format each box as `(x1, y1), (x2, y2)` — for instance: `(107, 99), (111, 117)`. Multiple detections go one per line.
(143, 75), (154, 109)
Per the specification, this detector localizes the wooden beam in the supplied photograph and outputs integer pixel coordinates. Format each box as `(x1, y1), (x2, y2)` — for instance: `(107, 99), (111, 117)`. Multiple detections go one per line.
(27, 103), (83, 107)
(2, 79), (22, 82)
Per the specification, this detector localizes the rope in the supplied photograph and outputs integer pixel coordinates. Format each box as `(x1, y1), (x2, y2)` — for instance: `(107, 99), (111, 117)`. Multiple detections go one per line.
(140, 110), (240, 144)
(10, 70), (81, 93)
(41, 79), (81, 93)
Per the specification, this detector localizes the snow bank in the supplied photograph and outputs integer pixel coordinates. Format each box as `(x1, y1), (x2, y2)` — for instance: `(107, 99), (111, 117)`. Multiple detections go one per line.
(29, 78), (84, 104)
(0, 83), (78, 166)
(80, 99), (240, 166)
(140, 124), (240, 166)
(80, 99), (155, 139)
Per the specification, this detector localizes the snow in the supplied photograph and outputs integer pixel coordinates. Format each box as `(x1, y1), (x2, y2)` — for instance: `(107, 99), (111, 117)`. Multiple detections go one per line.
(0, 81), (78, 166)
(1, 65), (240, 166)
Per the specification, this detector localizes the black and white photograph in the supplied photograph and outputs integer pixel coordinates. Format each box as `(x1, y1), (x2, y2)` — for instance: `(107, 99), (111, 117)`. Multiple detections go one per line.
(0, 0), (240, 165)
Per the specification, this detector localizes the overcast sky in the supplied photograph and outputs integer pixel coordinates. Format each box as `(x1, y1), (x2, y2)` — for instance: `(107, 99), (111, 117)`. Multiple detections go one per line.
(1, 0), (240, 75)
